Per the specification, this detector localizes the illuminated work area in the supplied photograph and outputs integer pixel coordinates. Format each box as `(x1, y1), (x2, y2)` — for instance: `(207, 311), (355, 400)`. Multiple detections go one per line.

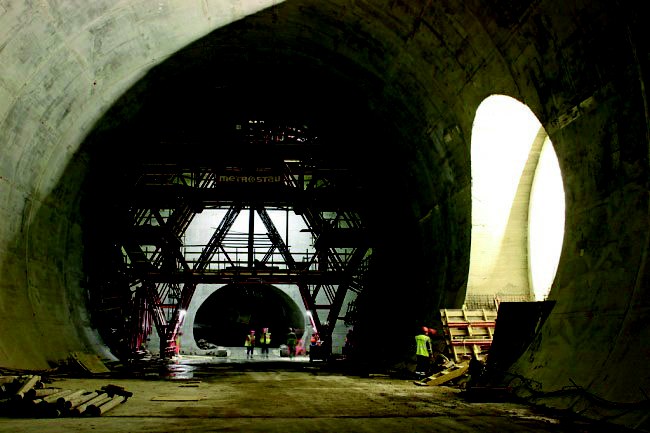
(0, 2), (648, 432)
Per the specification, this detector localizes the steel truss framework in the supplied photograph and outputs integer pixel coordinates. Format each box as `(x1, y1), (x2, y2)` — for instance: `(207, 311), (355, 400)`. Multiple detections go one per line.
(105, 123), (372, 358)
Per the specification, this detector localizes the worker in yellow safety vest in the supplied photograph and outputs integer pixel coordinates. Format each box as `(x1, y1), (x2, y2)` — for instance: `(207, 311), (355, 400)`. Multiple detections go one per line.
(245, 330), (256, 359)
(414, 326), (433, 379)
(260, 328), (271, 358)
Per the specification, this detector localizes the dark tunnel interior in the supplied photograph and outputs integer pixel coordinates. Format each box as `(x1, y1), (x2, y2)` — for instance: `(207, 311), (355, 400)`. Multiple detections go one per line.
(193, 284), (304, 348)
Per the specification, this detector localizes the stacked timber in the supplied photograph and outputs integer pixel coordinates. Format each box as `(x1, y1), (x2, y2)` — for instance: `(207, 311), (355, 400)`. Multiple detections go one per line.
(0, 375), (131, 418)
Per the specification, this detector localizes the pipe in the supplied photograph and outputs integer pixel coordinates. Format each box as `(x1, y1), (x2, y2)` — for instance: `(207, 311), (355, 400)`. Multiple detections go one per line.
(26, 387), (61, 400)
(14, 375), (41, 400)
(72, 393), (110, 416)
(84, 395), (115, 417)
(41, 389), (74, 404)
(91, 395), (126, 416)
(56, 389), (86, 410)
(37, 389), (75, 417)
(67, 391), (99, 411)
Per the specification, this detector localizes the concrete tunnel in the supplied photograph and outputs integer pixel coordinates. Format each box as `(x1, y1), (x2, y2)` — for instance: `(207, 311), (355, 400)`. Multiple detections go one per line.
(0, 1), (648, 430)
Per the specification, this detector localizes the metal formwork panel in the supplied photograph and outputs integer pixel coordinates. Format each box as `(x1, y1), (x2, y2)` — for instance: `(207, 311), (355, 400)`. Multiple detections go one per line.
(440, 308), (497, 362)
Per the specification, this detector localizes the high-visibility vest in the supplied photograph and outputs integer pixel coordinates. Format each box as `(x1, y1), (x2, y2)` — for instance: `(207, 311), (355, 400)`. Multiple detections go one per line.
(245, 334), (256, 347)
(260, 333), (271, 344)
(415, 334), (432, 357)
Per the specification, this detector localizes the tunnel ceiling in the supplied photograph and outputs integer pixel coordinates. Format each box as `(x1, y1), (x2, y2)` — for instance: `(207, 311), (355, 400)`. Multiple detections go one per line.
(86, 1), (471, 208)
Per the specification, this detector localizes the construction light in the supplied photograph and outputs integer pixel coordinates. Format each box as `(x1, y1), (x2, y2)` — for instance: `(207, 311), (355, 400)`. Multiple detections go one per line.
(306, 310), (317, 333)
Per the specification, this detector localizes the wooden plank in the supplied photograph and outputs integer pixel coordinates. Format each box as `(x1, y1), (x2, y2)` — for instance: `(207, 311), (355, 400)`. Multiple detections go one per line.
(151, 396), (203, 401)
(414, 362), (469, 386)
(71, 352), (110, 374)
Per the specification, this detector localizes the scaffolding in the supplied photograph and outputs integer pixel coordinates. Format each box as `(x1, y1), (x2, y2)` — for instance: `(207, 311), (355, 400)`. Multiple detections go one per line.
(89, 122), (372, 358)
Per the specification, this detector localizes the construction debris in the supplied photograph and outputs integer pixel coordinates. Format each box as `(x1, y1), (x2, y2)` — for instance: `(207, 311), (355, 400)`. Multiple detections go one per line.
(88, 395), (127, 416)
(413, 361), (470, 386)
(71, 393), (111, 417)
(0, 375), (131, 418)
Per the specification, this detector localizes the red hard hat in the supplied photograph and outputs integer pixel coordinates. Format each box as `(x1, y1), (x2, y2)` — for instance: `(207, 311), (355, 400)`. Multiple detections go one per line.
(251, 330), (255, 334)
(422, 326), (428, 333)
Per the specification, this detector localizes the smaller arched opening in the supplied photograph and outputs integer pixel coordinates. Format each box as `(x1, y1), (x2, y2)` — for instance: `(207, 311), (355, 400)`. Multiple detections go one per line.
(193, 283), (305, 348)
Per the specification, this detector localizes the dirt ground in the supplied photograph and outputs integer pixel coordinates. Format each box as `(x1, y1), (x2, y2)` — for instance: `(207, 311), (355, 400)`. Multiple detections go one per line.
(0, 355), (635, 433)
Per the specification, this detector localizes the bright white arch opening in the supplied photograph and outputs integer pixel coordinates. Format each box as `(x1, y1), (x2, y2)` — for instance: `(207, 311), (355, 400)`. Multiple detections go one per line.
(467, 95), (565, 307)
(529, 136), (565, 301)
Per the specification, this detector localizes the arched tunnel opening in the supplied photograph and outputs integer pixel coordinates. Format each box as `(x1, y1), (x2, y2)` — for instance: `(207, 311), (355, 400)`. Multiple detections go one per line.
(467, 94), (565, 306)
(193, 284), (304, 348)
(0, 2), (648, 431)
(80, 5), (425, 364)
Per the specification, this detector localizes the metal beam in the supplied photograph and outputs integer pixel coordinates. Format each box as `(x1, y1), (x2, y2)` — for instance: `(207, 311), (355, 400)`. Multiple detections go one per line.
(130, 269), (349, 285)
(129, 184), (364, 210)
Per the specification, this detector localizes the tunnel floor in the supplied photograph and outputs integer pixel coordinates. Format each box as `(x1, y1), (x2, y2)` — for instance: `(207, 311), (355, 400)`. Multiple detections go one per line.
(0, 355), (637, 433)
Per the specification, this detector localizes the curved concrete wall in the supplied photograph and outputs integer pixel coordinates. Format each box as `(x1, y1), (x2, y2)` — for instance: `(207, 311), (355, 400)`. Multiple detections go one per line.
(0, 1), (647, 429)
(0, 0), (279, 369)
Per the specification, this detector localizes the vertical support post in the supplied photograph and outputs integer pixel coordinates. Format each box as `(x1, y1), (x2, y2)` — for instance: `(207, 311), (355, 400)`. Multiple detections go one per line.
(248, 207), (255, 267)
